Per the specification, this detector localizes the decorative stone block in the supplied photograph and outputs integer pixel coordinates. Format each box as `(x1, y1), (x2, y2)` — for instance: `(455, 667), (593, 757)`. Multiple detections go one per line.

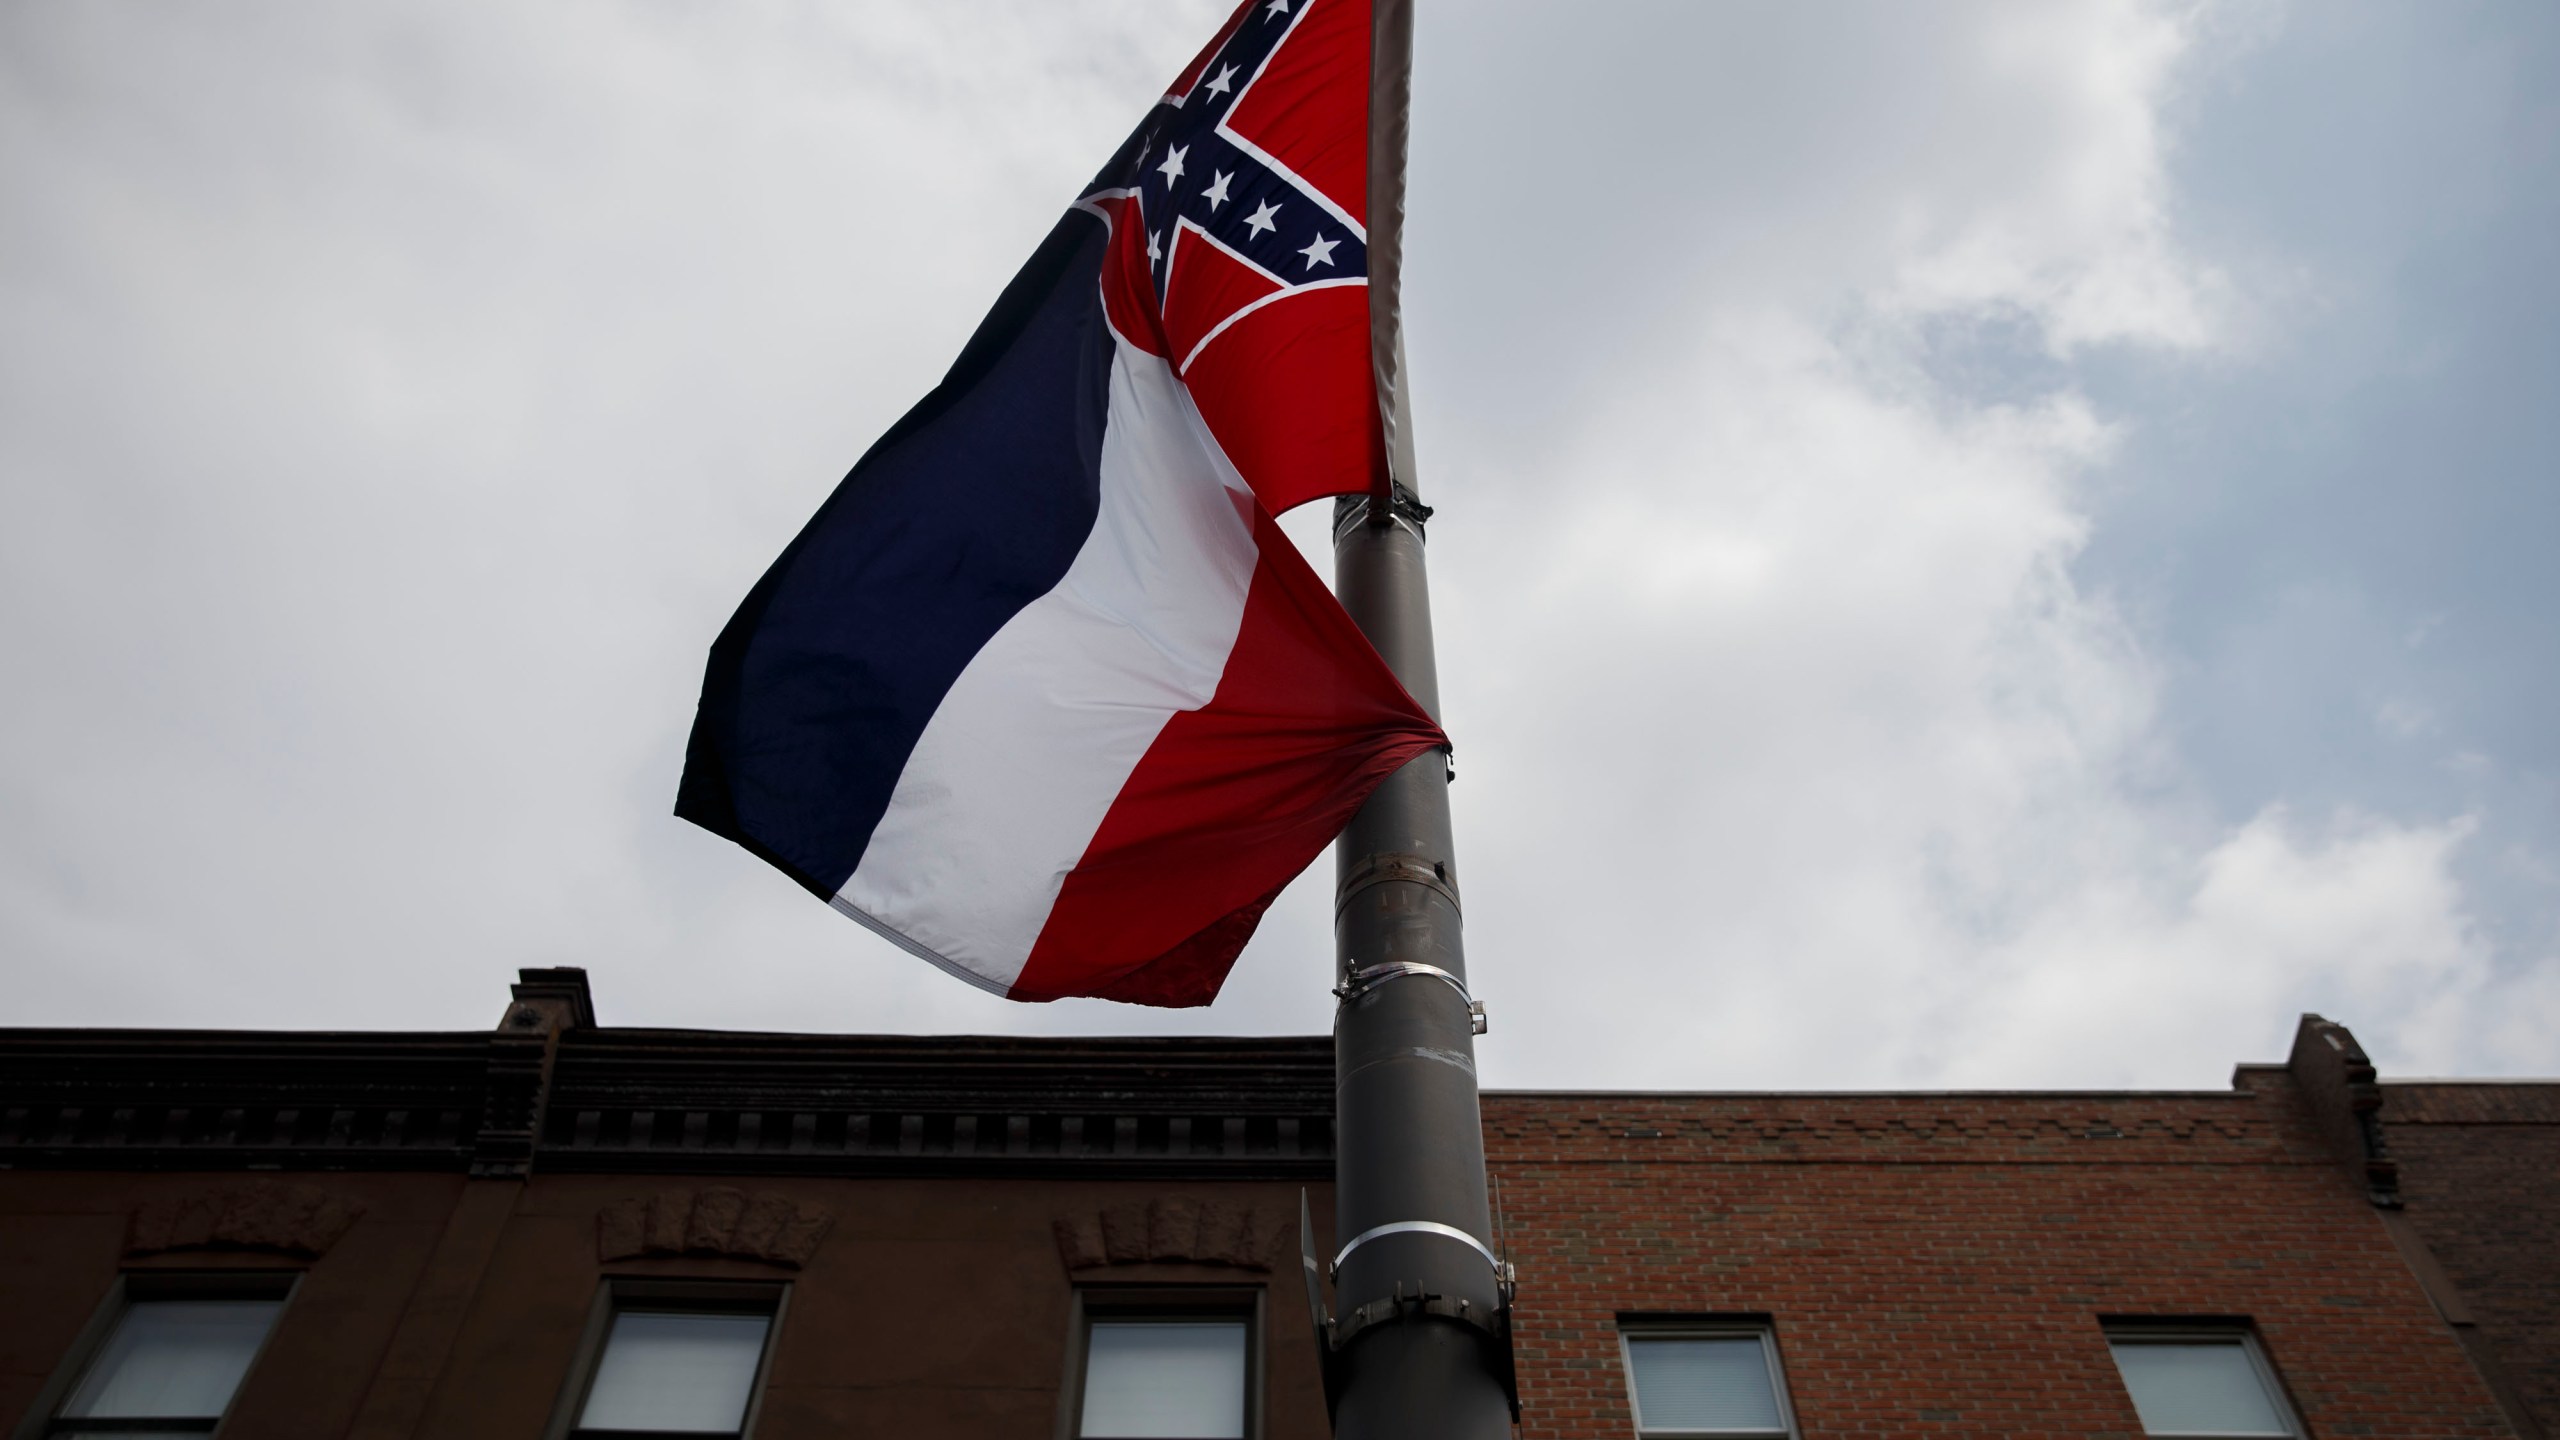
(125, 1181), (364, 1260)
(595, 1187), (833, 1270)
(1056, 1196), (1271, 1273)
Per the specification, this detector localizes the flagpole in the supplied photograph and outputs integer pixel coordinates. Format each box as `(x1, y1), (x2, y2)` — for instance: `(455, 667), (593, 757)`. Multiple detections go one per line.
(1319, 2), (1516, 1434)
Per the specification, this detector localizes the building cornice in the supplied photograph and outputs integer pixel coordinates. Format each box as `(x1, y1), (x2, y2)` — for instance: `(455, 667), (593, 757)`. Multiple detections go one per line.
(0, 1010), (1336, 1180)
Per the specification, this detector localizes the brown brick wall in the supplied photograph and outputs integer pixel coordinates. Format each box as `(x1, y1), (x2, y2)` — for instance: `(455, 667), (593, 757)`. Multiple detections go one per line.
(0, 1169), (1334, 1440)
(2387, 1082), (2560, 1437)
(0, 1171), (463, 1439)
(1487, 1075), (2517, 1439)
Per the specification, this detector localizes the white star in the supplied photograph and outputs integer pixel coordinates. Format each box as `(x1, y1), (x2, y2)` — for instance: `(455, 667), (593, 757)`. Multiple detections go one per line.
(1243, 199), (1281, 238)
(1147, 229), (1163, 262)
(1265, 0), (1290, 16)
(1203, 64), (1238, 100)
(1202, 170), (1233, 211)
(1298, 232), (1339, 270)
(1156, 144), (1187, 186)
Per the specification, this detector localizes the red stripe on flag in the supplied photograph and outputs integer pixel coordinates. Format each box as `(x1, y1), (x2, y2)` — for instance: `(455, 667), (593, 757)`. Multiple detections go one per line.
(1008, 505), (1445, 1006)
(1181, 280), (1384, 514)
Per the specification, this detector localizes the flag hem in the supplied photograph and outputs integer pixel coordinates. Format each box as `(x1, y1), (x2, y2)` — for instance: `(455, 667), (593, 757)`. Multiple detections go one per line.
(827, 893), (1019, 1000)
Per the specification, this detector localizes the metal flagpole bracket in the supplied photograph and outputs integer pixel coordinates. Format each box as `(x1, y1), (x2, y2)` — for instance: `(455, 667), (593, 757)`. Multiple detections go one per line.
(1367, 479), (1434, 533)
(1303, 1194), (1522, 1425)
(1332, 960), (1487, 1034)
(1335, 484), (1433, 542)
(1300, 1189), (1345, 1418)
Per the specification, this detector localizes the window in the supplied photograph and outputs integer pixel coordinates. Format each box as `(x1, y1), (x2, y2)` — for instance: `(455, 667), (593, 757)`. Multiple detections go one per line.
(554, 1282), (784, 1440)
(1067, 1290), (1260, 1440)
(42, 1275), (292, 1437)
(1619, 1323), (1799, 1439)
(2105, 1325), (2301, 1438)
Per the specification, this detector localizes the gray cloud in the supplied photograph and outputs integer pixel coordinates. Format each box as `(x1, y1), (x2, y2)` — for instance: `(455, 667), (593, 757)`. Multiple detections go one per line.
(3, 1), (2551, 1089)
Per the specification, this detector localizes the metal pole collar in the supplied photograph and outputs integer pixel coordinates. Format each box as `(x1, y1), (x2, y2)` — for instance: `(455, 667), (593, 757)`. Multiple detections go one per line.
(1332, 961), (1488, 1033)
(1335, 849), (1461, 918)
(1334, 959), (1469, 1005)
(1332, 1218), (1500, 1280)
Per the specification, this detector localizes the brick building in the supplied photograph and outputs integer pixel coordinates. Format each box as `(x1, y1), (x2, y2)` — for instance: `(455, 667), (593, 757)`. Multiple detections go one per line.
(0, 968), (2549, 1438)
(1486, 1016), (2553, 1439)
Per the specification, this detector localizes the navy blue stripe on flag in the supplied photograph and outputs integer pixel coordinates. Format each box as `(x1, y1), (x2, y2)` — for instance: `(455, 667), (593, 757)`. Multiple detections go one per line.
(677, 210), (1117, 896)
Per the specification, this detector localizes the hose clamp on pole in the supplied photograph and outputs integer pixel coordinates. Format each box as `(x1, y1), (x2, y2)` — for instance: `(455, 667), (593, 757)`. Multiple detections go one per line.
(1332, 1219), (1500, 1280)
(1332, 961), (1487, 1034)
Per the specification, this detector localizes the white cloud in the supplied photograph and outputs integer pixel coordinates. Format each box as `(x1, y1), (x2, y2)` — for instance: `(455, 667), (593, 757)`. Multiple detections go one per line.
(0, 0), (1228, 1029)
(1877, 3), (2224, 351)
(1409, 0), (2550, 1088)
(1, 0), (2549, 1088)
(1959, 809), (2502, 1084)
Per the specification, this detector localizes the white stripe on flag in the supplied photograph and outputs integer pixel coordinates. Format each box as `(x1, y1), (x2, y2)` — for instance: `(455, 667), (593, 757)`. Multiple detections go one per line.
(834, 336), (1259, 993)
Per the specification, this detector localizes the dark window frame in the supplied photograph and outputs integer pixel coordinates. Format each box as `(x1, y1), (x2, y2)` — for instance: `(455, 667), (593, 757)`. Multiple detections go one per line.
(543, 1277), (791, 1440)
(1614, 1314), (1801, 1440)
(2100, 1317), (2304, 1439)
(15, 1270), (300, 1440)
(1056, 1284), (1266, 1440)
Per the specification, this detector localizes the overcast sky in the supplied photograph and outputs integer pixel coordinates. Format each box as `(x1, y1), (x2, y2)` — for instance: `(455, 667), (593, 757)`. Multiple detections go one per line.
(4, 1), (2553, 1089)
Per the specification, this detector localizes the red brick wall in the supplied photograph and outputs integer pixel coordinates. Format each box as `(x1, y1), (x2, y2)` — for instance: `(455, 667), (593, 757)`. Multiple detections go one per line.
(1486, 1072), (2517, 1439)
(2387, 1083), (2560, 1437)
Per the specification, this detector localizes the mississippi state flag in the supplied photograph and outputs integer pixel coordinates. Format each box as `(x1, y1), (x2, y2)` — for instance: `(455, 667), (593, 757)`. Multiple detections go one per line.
(677, 0), (1445, 1006)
